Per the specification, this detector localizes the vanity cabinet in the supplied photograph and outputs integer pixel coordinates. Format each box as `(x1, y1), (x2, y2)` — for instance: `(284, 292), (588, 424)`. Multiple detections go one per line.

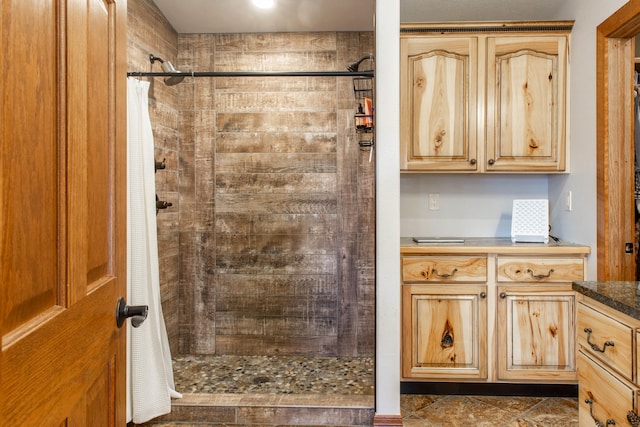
(495, 256), (584, 382)
(401, 239), (589, 384)
(401, 254), (488, 379)
(400, 22), (572, 173)
(402, 284), (487, 380)
(575, 294), (640, 426)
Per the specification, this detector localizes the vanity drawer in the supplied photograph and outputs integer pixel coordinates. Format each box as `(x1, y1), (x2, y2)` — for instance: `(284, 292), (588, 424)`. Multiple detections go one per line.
(402, 256), (487, 283)
(578, 350), (634, 427)
(577, 301), (633, 381)
(496, 257), (584, 283)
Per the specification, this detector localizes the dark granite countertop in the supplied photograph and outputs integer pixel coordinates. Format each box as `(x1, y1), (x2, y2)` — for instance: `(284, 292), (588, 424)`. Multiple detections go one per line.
(573, 281), (640, 320)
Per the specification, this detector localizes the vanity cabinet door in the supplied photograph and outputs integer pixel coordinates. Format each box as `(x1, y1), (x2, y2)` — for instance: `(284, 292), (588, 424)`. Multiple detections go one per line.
(497, 285), (576, 381)
(402, 284), (487, 380)
(400, 37), (479, 171)
(485, 35), (568, 172)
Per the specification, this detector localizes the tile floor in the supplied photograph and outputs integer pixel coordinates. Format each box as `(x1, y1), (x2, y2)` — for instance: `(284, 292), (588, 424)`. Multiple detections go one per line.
(401, 394), (578, 426)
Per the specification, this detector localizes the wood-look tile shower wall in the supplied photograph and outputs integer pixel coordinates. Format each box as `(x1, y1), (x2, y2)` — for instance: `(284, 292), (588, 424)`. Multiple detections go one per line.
(176, 32), (375, 356)
(127, 0), (181, 353)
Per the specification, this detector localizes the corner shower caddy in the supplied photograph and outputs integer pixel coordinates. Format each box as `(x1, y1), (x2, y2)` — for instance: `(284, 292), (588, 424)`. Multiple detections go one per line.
(353, 76), (374, 152)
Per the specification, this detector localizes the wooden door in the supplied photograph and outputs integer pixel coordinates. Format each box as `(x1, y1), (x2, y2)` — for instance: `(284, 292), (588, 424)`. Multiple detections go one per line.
(400, 37), (479, 171)
(402, 284), (487, 380)
(485, 36), (568, 172)
(596, 1), (640, 281)
(497, 285), (576, 381)
(1, 0), (127, 424)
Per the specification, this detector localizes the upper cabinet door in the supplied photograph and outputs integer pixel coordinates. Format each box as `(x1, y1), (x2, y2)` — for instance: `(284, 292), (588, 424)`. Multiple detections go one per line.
(400, 37), (479, 171)
(485, 36), (568, 172)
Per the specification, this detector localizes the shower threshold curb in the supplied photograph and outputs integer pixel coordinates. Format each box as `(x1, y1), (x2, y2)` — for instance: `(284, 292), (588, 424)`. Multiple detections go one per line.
(148, 393), (375, 426)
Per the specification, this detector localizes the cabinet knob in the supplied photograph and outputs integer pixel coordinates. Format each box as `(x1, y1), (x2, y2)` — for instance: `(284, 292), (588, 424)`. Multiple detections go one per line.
(583, 327), (615, 353)
(470, 158), (476, 165)
(488, 159), (495, 165)
(480, 292), (486, 299)
(499, 292), (507, 299)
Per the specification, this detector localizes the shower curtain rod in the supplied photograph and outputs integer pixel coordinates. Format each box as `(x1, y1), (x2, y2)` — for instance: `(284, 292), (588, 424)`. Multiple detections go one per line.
(126, 70), (374, 78)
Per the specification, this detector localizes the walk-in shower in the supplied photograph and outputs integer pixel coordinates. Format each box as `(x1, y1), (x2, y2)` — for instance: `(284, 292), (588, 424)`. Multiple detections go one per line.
(127, 24), (376, 425)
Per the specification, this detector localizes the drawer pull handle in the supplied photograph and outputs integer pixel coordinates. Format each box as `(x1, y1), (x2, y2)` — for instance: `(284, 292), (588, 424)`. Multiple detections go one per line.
(432, 268), (458, 279)
(585, 399), (616, 426)
(584, 328), (615, 353)
(527, 268), (554, 279)
(628, 411), (640, 427)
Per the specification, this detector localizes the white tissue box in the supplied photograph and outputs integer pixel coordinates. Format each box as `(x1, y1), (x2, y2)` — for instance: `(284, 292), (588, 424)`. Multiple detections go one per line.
(511, 199), (549, 244)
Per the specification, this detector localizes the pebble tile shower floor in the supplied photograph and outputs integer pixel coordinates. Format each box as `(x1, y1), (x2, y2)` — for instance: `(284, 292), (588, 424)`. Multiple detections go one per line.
(172, 355), (375, 395)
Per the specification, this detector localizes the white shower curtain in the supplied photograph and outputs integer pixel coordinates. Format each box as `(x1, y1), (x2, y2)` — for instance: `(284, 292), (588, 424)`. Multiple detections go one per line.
(126, 77), (182, 424)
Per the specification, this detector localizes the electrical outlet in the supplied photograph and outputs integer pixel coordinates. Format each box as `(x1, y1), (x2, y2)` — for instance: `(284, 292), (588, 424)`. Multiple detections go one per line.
(565, 191), (572, 211)
(428, 193), (440, 211)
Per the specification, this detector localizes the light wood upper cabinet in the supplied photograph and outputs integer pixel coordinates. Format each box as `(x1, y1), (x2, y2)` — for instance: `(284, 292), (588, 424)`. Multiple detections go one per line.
(400, 37), (478, 171)
(400, 22), (572, 173)
(486, 36), (568, 171)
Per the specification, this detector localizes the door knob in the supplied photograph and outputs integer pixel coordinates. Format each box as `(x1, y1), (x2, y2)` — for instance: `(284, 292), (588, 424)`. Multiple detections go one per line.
(116, 297), (148, 328)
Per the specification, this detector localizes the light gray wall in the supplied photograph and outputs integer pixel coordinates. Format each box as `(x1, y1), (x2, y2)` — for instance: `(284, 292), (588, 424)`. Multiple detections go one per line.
(401, 175), (548, 238)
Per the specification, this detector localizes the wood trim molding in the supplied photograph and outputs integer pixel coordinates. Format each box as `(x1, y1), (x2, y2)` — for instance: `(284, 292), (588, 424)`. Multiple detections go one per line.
(400, 20), (574, 35)
(373, 414), (404, 426)
(596, 0), (640, 280)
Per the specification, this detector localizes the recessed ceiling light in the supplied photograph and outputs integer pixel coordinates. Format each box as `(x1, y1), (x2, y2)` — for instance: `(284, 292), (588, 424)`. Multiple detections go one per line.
(252, 0), (275, 9)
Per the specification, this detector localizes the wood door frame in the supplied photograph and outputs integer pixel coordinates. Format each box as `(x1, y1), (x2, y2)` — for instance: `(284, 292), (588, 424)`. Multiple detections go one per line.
(596, 0), (640, 280)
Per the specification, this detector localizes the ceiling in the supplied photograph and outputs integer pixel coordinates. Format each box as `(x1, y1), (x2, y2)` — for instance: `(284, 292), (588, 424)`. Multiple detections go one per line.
(153, 0), (571, 34)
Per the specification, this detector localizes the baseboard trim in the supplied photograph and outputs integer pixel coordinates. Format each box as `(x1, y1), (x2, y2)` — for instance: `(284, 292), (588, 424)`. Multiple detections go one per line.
(373, 414), (403, 426)
(401, 382), (578, 397)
